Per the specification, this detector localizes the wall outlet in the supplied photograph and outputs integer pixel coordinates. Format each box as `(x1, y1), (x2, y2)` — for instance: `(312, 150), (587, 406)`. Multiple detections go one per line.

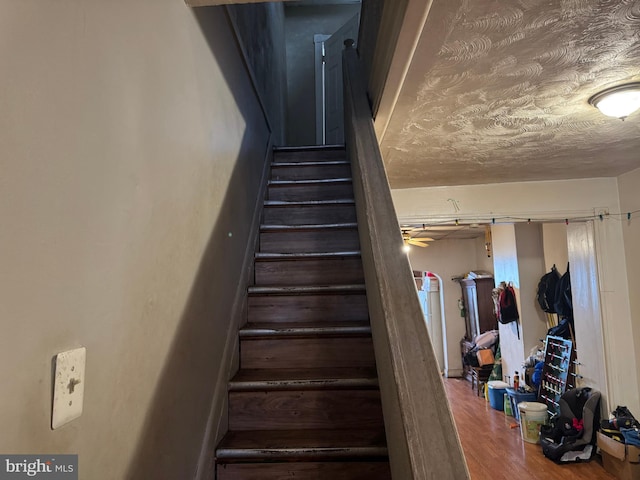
(52, 347), (86, 430)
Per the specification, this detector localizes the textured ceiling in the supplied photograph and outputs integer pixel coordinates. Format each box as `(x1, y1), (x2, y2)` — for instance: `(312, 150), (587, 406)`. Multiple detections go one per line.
(380, 0), (640, 189)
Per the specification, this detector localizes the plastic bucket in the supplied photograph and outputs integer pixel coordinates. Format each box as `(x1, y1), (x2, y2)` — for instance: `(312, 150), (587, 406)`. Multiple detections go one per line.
(518, 402), (548, 444)
(487, 381), (509, 411)
(506, 388), (537, 421)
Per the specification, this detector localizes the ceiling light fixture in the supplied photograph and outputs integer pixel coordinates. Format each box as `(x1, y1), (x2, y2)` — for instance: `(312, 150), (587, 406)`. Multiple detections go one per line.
(589, 82), (640, 120)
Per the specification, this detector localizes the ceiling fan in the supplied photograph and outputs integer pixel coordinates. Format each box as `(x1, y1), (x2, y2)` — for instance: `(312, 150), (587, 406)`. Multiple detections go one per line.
(401, 228), (434, 248)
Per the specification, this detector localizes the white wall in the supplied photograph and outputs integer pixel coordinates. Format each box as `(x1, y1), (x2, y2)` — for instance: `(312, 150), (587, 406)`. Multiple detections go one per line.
(491, 225), (522, 379)
(392, 178), (620, 223)
(513, 223), (549, 363)
(618, 167), (640, 413)
(408, 238), (493, 376)
(0, 3), (271, 479)
(392, 177), (639, 413)
(542, 223), (569, 272)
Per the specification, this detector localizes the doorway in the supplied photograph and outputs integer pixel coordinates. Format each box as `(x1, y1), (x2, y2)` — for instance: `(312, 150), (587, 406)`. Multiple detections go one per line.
(314, 13), (360, 145)
(284, 2), (361, 146)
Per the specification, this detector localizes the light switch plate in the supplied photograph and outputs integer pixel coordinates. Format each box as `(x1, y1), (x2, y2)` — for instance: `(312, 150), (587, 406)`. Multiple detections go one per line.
(52, 347), (86, 430)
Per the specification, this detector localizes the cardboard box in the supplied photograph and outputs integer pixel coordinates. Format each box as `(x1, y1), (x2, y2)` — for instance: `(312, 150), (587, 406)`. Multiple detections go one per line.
(476, 348), (494, 366)
(598, 431), (640, 480)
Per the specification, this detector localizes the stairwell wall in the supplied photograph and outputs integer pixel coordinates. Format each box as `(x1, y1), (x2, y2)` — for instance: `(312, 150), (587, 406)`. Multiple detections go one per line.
(0, 2), (272, 479)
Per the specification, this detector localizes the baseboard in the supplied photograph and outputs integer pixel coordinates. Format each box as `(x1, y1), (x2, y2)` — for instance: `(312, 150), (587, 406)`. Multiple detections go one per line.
(194, 136), (274, 480)
(445, 368), (464, 378)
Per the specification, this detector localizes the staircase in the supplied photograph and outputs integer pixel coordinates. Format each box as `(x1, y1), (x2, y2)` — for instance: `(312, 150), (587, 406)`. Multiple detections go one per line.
(215, 146), (391, 479)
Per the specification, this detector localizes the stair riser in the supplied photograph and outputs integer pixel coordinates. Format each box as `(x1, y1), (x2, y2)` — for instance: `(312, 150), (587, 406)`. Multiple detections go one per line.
(228, 389), (383, 431)
(260, 229), (360, 253)
(240, 337), (375, 369)
(218, 462), (391, 480)
(274, 149), (346, 163)
(267, 183), (353, 202)
(263, 204), (356, 225)
(255, 257), (364, 286)
(271, 164), (351, 181)
(247, 293), (369, 323)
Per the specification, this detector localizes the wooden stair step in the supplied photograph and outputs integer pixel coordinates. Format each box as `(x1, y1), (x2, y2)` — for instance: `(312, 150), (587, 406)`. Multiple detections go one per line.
(217, 462), (392, 480)
(248, 284), (365, 295)
(240, 335), (375, 369)
(260, 222), (358, 231)
(228, 389), (384, 431)
(255, 251), (361, 259)
(228, 367), (378, 391)
(239, 321), (371, 338)
(267, 178), (353, 202)
(247, 285), (368, 323)
(268, 177), (351, 185)
(216, 428), (388, 461)
(259, 223), (360, 253)
(270, 162), (351, 181)
(273, 145), (346, 163)
(262, 199), (356, 225)
(270, 161), (350, 168)
(254, 252), (363, 286)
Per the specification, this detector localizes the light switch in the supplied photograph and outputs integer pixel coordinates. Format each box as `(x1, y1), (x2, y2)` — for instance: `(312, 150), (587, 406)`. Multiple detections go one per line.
(52, 347), (86, 430)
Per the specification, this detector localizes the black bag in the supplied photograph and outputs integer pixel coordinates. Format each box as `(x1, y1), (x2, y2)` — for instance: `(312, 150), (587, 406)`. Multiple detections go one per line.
(547, 317), (573, 340)
(537, 265), (560, 313)
(498, 284), (519, 324)
(498, 284), (520, 339)
(554, 263), (573, 319)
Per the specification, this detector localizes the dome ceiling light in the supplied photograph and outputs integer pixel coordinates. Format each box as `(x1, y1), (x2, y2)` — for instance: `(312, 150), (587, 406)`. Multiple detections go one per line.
(589, 82), (640, 120)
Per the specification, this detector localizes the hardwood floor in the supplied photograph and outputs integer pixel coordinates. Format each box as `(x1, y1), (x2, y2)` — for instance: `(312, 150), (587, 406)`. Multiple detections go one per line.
(444, 378), (615, 480)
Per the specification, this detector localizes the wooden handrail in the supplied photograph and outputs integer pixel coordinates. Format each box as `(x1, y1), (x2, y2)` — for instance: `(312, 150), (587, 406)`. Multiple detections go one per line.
(342, 40), (470, 480)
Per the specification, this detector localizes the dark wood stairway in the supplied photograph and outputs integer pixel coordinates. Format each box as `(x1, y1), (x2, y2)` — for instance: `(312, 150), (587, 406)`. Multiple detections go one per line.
(215, 146), (392, 479)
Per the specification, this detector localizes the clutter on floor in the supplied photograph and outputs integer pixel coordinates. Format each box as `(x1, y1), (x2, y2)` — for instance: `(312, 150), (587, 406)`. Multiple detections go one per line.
(461, 329), (639, 479)
(598, 406), (640, 479)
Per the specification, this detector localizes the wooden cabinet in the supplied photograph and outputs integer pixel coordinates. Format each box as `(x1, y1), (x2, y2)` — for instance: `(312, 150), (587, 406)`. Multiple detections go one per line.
(460, 277), (496, 341)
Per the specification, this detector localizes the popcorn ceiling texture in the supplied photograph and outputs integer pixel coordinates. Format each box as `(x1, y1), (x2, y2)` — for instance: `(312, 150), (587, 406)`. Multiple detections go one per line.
(381, 0), (640, 189)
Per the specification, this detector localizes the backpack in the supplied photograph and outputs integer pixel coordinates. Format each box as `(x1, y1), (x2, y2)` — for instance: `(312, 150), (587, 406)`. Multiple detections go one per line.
(554, 263), (573, 319)
(537, 265), (560, 313)
(498, 283), (520, 338)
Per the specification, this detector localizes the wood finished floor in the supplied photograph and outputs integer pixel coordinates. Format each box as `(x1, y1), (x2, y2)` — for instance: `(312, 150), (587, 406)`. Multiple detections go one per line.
(444, 378), (616, 480)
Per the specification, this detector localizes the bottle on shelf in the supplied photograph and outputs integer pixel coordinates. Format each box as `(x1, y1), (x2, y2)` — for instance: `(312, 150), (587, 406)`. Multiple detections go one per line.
(513, 371), (520, 391)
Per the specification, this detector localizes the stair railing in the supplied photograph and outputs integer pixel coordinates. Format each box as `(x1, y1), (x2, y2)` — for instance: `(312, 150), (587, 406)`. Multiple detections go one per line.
(342, 39), (470, 480)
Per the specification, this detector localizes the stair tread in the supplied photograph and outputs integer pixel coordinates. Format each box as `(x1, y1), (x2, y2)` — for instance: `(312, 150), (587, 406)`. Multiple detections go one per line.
(255, 251), (360, 260)
(239, 321), (371, 338)
(268, 177), (351, 185)
(231, 367), (378, 383)
(264, 199), (355, 206)
(217, 429), (387, 459)
(261, 223), (358, 231)
(274, 145), (345, 152)
(229, 367), (378, 391)
(271, 161), (350, 168)
(248, 284), (366, 295)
